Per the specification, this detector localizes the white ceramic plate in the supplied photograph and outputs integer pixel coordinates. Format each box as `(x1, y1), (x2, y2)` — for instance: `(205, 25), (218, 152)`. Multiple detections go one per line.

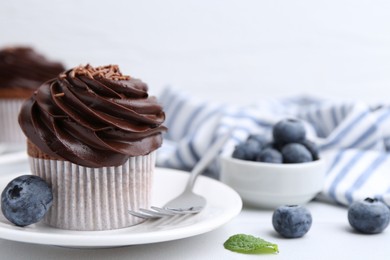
(0, 167), (242, 248)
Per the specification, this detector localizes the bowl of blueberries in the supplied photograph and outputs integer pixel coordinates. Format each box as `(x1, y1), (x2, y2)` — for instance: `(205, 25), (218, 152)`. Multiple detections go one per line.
(220, 118), (326, 209)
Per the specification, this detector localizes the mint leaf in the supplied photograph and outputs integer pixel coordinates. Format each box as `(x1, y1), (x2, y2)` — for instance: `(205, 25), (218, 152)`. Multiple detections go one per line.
(223, 234), (279, 254)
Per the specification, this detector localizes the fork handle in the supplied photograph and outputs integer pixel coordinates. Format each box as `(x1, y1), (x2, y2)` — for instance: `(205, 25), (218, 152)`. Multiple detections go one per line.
(186, 127), (235, 190)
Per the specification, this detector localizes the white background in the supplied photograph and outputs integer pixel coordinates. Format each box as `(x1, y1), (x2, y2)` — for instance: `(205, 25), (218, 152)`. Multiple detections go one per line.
(1, 0), (390, 105)
(2, 2), (390, 259)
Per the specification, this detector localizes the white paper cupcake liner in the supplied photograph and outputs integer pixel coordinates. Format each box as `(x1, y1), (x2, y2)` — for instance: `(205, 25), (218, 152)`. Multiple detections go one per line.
(29, 152), (155, 231)
(0, 99), (26, 146)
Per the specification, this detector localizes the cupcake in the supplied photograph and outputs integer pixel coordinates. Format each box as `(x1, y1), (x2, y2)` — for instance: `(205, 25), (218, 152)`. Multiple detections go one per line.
(18, 64), (166, 231)
(0, 47), (65, 147)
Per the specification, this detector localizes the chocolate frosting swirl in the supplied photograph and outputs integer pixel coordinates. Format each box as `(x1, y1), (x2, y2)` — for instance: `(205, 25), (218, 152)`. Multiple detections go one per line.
(19, 64), (166, 167)
(0, 47), (65, 89)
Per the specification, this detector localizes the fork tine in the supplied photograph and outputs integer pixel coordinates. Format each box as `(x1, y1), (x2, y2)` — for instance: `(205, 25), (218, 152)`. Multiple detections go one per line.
(149, 206), (203, 215)
(165, 206), (204, 214)
(139, 208), (173, 217)
(128, 206), (203, 220)
(150, 206), (179, 216)
(128, 209), (159, 219)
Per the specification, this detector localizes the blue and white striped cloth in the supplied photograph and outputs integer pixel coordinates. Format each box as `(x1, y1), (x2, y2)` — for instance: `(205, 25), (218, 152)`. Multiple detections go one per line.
(156, 87), (390, 207)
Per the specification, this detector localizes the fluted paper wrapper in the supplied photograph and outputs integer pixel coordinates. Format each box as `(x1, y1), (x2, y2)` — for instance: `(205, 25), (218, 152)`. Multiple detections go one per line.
(0, 99), (26, 145)
(29, 152), (155, 231)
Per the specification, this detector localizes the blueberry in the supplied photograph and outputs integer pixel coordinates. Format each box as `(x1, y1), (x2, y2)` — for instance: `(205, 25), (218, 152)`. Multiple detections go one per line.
(282, 143), (313, 163)
(300, 139), (320, 160)
(256, 148), (283, 164)
(1, 175), (53, 227)
(384, 137), (390, 152)
(232, 143), (247, 160)
(273, 119), (306, 145)
(348, 198), (390, 234)
(263, 141), (283, 152)
(272, 205), (312, 238)
(246, 134), (268, 148)
(232, 139), (261, 161)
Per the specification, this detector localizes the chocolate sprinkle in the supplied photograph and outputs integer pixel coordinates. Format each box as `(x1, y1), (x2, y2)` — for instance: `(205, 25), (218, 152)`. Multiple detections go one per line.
(72, 64), (130, 81)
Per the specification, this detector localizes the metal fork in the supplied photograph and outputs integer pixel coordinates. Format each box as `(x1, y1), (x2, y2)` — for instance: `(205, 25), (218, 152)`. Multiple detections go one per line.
(128, 128), (234, 219)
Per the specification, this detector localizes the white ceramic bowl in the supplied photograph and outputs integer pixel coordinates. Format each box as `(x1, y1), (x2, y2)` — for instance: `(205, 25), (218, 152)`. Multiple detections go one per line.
(220, 156), (326, 209)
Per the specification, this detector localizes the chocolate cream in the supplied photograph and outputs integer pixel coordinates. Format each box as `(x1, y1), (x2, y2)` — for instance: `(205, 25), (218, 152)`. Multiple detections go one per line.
(0, 47), (65, 90)
(19, 64), (166, 167)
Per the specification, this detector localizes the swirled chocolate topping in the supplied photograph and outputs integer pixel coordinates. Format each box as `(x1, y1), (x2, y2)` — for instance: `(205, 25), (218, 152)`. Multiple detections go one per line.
(0, 47), (65, 90)
(19, 64), (167, 167)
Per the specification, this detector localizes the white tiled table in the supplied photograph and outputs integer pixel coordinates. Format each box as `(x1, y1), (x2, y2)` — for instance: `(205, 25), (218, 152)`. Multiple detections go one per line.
(1, 201), (389, 260)
(0, 156), (389, 260)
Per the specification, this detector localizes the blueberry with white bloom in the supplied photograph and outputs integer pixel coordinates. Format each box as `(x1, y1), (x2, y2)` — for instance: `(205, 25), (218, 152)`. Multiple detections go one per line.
(232, 139), (262, 161)
(1, 175), (53, 227)
(300, 139), (320, 160)
(282, 143), (313, 163)
(246, 134), (268, 148)
(256, 148), (283, 164)
(348, 198), (390, 234)
(273, 119), (306, 145)
(272, 205), (312, 238)
(263, 141), (283, 152)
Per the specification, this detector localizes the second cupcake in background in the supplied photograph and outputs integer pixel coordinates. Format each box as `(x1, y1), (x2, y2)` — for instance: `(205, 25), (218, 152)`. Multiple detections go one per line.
(0, 46), (64, 148)
(19, 64), (167, 231)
